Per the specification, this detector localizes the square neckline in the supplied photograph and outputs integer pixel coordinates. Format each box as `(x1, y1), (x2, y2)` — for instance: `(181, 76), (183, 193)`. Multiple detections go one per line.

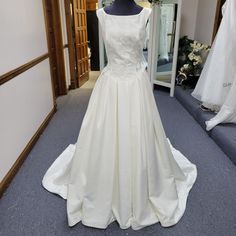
(102, 7), (146, 17)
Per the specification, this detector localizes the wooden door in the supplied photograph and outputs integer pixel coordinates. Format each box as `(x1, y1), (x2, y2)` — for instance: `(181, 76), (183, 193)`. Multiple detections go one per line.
(43, 0), (67, 96)
(73, 0), (89, 87)
(65, 0), (77, 89)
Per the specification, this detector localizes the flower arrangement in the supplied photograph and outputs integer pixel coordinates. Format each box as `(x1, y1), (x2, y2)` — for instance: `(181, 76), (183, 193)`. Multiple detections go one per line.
(176, 36), (210, 88)
(182, 41), (210, 75)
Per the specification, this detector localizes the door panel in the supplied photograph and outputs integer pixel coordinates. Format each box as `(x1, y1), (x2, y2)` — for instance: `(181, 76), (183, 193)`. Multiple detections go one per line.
(73, 0), (89, 87)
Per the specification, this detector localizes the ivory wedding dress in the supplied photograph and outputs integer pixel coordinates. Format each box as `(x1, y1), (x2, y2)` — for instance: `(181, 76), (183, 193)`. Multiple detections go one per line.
(42, 7), (197, 230)
(192, 0), (236, 130)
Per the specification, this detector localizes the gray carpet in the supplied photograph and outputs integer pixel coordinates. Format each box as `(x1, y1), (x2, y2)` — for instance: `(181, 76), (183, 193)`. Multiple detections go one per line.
(175, 86), (236, 165)
(1, 82), (236, 236)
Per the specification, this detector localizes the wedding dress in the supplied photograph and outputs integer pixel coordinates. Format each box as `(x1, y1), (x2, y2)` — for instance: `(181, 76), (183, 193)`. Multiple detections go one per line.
(191, 0), (236, 130)
(42, 7), (197, 230)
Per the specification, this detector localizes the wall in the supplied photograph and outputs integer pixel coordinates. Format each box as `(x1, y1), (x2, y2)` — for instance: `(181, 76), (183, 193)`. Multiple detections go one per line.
(180, 0), (199, 39)
(180, 0), (218, 45)
(0, 0), (54, 182)
(195, 0), (218, 45)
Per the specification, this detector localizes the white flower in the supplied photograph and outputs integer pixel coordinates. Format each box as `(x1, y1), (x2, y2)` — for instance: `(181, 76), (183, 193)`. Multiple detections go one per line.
(180, 63), (190, 72)
(188, 52), (195, 61)
(183, 64), (189, 69)
(191, 40), (210, 54)
(194, 55), (202, 63)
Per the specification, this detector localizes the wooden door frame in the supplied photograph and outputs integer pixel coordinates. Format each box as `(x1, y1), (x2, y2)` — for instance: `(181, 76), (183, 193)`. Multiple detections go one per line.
(42, 0), (67, 96)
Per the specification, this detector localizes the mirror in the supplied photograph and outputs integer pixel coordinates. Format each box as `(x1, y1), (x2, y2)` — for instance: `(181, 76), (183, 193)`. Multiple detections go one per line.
(154, 3), (177, 84)
(157, 4), (176, 77)
(149, 0), (182, 97)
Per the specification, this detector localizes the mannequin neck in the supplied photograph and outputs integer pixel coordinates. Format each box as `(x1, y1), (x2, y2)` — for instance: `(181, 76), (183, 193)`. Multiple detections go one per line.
(104, 0), (142, 15)
(113, 0), (136, 7)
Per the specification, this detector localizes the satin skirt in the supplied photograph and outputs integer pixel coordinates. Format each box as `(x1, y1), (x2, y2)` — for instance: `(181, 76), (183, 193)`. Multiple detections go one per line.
(42, 65), (197, 230)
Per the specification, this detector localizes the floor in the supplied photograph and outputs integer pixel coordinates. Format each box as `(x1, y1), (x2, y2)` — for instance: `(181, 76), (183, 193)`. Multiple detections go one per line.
(174, 86), (236, 164)
(1, 72), (236, 236)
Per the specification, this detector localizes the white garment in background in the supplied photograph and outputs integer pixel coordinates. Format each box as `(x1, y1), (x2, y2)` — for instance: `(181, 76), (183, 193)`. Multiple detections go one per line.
(42, 7), (197, 230)
(192, 0), (236, 130)
(222, 1), (227, 15)
(144, 20), (150, 49)
(159, 14), (169, 60)
(206, 75), (236, 130)
(159, 4), (174, 60)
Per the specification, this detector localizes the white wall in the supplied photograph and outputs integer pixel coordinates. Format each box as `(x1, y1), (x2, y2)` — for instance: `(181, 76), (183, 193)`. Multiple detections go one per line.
(180, 0), (199, 39)
(0, 0), (48, 75)
(195, 0), (218, 45)
(180, 0), (217, 45)
(0, 0), (54, 182)
(0, 61), (53, 182)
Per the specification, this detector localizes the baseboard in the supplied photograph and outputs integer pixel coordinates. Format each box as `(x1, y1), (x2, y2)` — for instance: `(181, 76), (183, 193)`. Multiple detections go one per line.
(0, 105), (57, 198)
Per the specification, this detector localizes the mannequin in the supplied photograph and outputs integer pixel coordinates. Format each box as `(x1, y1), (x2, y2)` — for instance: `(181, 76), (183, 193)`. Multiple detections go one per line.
(104, 0), (143, 16)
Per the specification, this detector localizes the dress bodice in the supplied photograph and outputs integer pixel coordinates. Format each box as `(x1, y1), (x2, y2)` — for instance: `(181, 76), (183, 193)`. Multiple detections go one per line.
(42, 7), (197, 231)
(96, 7), (152, 72)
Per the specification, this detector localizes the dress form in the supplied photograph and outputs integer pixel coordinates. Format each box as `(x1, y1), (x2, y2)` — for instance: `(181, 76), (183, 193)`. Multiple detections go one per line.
(104, 0), (143, 15)
(41, 6), (197, 230)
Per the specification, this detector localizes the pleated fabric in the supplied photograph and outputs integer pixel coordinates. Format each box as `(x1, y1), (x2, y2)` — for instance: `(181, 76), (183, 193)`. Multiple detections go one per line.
(42, 7), (197, 230)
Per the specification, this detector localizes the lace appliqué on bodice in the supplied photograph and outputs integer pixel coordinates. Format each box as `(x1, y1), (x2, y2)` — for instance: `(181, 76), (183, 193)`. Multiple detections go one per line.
(96, 7), (152, 73)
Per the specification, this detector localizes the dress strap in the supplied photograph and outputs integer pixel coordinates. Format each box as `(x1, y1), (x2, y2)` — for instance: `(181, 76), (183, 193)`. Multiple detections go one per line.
(96, 8), (104, 27)
(144, 8), (152, 27)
